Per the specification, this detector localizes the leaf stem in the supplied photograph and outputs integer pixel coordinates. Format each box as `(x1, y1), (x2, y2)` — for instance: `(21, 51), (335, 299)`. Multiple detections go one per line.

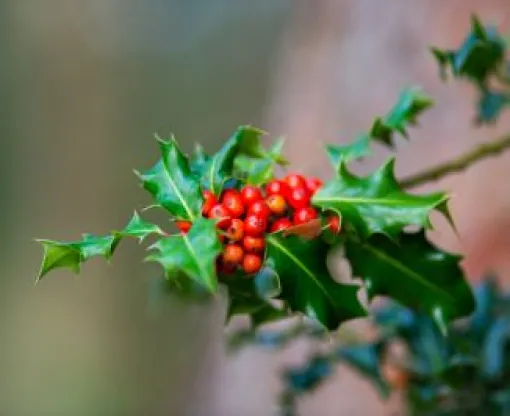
(400, 134), (510, 189)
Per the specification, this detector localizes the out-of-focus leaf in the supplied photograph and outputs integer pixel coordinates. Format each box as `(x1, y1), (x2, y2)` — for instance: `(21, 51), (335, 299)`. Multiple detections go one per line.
(476, 90), (510, 124)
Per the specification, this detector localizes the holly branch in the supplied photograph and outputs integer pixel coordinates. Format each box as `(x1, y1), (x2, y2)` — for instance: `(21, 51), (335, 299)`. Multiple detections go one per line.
(400, 134), (510, 189)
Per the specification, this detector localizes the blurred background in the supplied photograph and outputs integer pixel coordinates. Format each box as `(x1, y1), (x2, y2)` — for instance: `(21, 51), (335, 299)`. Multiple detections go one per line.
(1, 0), (510, 414)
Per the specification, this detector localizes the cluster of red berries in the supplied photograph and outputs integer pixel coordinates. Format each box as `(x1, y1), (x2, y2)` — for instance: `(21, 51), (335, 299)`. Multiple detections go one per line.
(175, 173), (340, 276)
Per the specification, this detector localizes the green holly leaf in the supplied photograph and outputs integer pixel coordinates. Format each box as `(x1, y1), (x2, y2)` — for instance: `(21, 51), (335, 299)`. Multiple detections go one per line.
(369, 87), (433, 147)
(189, 143), (210, 178)
(200, 125), (270, 196)
(326, 87), (432, 170)
(234, 137), (288, 186)
(135, 136), (203, 221)
(476, 89), (510, 124)
(313, 158), (449, 239)
(36, 234), (119, 282)
(118, 211), (164, 242)
(431, 15), (505, 86)
(326, 134), (371, 167)
(344, 230), (476, 333)
(146, 217), (222, 293)
(266, 233), (366, 330)
(335, 342), (391, 398)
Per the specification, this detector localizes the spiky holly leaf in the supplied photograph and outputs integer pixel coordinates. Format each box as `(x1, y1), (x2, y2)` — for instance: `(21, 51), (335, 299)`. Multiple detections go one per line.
(147, 217), (222, 293)
(431, 15), (505, 86)
(36, 234), (119, 282)
(313, 158), (449, 240)
(234, 137), (288, 186)
(189, 143), (210, 178)
(199, 125), (277, 196)
(135, 136), (203, 221)
(266, 233), (366, 330)
(36, 212), (164, 282)
(476, 89), (510, 124)
(326, 88), (432, 169)
(369, 87), (433, 147)
(344, 230), (476, 333)
(118, 211), (164, 242)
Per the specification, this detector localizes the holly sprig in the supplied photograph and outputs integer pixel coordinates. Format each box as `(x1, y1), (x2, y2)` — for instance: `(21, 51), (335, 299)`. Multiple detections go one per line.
(432, 14), (510, 124)
(34, 81), (480, 334)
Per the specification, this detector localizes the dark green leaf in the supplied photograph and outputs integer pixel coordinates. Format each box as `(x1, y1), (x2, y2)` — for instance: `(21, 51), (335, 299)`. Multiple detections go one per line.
(345, 230), (475, 332)
(189, 143), (210, 177)
(469, 276), (499, 340)
(135, 136), (203, 221)
(36, 234), (119, 281)
(476, 90), (510, 124)
(233, 137), (288, 186)
(335, 342), (391, 397)
(326, 88), (432, 170)
(370, 87), (433, 147)
(313, 158), (449, 239)
(266, 233), (366, 330)
(431, 15), (505, 86)
(200, 125), (270, 196)
(147, 217), (222, 293)
(254, 266), (281, 299)
(482, 316), (510, 379)
(118, 211), (164, 242)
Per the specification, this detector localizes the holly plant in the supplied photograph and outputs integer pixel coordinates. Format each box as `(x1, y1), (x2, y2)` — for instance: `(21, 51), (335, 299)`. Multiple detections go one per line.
(35, 82), (477, 335)
(273, 277), (510, 416)
(432, 14), (510, 124)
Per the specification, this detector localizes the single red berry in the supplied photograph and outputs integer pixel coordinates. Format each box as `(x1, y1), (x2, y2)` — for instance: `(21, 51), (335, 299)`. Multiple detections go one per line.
(293, 207), (318, 225)
(175, 220), (192, 234)
(287, 186), (311, 210)
(221, 189), (244, 218)
(242, 235), (265, 253)
(327, 215), (341, 234)
(247, 200), (271, 218)
(241, 185), (263, 207)
(222, 244), (244, 266)
(226, 219), (244, 241)
(305, 177), (323, 194)
(243, 253), (263, 274)
(202, 190), (217, 216)
(208, 203), (231, 229)
(270, 218), (293, 233)
(265, 194), (287, 216)
(244, 214), (267, 236)
(284, 173), (306, 189)
(265, 180), (289, 197)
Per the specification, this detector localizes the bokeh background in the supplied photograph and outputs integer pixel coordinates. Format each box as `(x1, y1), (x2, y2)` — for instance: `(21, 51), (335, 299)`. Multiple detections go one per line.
(1, 1), (510, 415)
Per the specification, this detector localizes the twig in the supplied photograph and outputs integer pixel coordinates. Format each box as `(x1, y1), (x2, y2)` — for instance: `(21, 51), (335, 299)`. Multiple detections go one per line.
(400, 134), (510, 189)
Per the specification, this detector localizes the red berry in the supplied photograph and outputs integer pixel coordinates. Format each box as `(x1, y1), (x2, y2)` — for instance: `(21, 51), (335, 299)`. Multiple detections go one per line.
(241, 186), (263, 207)
(226, 219), (244, 241)
(202, 190), (217, 216)
(287, 186), (311, 210)
(305, 177), (323, 194)
(265, 180), (289, 197)
(175, 220), (192, 234)
(242, 236), (265, 253)
(221, 189), (244, 218)
(270, 218), (293, 233)
(243, 253), (263, 274)
(284, 173), (306, 189)
(222, 244), (244, 266)
(328, 215), (341, 234)
(247, 200), (271, 218)
(244, 214), (267, 236)
(265, 194), (287, 216)
(208, 203), (231, 229)
(293, 207), (318, 225)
